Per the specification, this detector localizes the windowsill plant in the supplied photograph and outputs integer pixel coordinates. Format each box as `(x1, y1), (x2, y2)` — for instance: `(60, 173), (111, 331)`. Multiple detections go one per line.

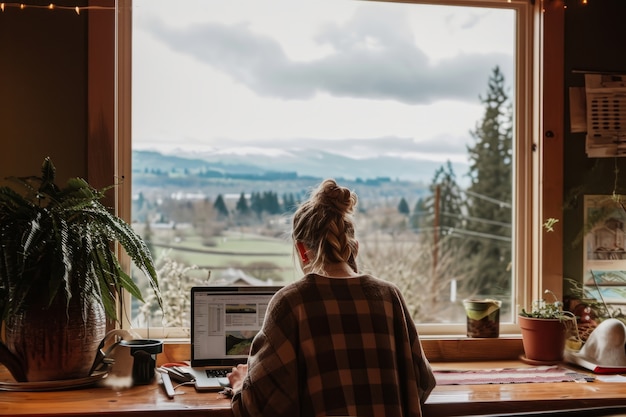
(519, 289), (571, 319)
(518, 289), (582, 363)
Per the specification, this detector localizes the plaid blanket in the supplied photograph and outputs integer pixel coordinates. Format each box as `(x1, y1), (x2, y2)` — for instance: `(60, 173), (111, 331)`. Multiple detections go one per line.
(232, 274), (436, 417)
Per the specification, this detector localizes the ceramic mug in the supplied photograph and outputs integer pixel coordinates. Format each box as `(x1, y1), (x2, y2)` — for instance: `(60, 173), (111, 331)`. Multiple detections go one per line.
(93, 330), (163, 388)
(463, 299), (502, 338)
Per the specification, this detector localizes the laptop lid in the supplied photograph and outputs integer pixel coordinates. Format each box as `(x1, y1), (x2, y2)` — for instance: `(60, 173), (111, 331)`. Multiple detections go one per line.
(190, 286), (281, 368)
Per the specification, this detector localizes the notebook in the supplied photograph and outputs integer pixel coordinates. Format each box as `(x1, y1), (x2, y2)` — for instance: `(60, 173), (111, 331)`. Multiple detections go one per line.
(188, 285), (281, 391)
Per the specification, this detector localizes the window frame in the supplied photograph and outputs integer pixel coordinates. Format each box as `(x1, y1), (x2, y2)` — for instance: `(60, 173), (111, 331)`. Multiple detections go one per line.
(108, 0), (545, 339)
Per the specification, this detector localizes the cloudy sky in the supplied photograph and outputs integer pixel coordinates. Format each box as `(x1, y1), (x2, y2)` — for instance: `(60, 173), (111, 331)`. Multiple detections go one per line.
(132, 0), (514, 168)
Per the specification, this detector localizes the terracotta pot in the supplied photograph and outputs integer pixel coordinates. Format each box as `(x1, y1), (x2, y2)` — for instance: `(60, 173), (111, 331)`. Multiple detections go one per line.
(518, 315), (567, 362)
(3, 293), (106, 382)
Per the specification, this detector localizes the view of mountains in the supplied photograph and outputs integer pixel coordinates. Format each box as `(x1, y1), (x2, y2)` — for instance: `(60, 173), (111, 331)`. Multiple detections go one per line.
(132, 148), (469, 185)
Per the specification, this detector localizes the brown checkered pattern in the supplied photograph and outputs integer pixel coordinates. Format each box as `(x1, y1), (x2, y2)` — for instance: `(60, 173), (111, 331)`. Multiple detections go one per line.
(231, 274), (436, 417)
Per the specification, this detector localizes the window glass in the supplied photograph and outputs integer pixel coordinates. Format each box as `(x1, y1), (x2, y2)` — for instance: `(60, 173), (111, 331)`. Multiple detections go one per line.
(130, 0), (526, 335)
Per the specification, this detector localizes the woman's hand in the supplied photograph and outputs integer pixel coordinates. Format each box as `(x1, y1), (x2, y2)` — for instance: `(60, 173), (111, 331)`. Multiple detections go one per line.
(227, 363), (248, 393)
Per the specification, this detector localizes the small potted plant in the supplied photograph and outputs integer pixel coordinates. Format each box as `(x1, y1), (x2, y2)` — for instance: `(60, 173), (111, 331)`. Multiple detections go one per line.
(519, 289), (581, 364)
(0, 157), (161, 382)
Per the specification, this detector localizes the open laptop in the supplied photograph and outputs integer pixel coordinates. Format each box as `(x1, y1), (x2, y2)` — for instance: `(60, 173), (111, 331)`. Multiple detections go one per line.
(187, 285), (281, 391)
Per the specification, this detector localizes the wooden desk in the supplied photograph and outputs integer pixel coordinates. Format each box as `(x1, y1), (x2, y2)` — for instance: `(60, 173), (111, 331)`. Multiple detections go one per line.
(0, 378), (233, 417)
(1, 362), (626, 416)
(426, 361), (626, 416)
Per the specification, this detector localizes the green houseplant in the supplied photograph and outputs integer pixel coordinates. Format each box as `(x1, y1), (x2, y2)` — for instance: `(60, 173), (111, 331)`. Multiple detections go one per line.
(518, 290), (580, 363)
(0, 157), (161, 382)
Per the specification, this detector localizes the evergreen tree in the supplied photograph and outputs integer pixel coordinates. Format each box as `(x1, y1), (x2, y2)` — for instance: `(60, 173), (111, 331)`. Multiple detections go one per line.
(236, 192), (249, 215)
(411, 197), (427, 229)
(463, 66), (513, 297)
(137, 191), (145, 211)
(282, 193), (297, 213)
(421, 161), (465, 235)
(213, 194), (229, 218)
(417, 161), (466, 300)
(262, 191), (281, 215)
(398, 197), (410, 215)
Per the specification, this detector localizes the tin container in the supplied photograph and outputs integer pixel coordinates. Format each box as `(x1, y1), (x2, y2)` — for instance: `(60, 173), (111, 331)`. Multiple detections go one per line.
(463, 299), (501, 338)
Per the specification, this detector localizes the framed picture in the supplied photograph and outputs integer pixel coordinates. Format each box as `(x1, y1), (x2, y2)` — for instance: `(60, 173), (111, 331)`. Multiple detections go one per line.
(583, 195), (626, 306)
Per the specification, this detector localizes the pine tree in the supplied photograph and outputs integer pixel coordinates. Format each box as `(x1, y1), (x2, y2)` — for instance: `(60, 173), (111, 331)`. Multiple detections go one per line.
(262, 191), (281, 215)
(398, 197), (410, 215)
(421, 161), (465, 237)
(463, 66), (513, 297)
(236, 192), (249, 215)
(282, 193), (297, 213)
(411, 197), (427, 229)
(213, 194), (229, 218)
(418, 161), (466, 294)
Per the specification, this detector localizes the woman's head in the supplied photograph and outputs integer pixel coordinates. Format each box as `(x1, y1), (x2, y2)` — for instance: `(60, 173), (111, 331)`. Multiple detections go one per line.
(292, 179), (358, 274)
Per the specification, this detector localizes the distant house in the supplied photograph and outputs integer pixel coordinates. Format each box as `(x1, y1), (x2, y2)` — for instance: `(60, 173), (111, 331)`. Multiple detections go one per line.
(212, 268), (272, 286)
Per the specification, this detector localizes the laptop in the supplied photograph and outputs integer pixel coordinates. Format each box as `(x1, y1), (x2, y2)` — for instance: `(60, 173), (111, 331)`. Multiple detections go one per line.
(187, 285), (281, 391)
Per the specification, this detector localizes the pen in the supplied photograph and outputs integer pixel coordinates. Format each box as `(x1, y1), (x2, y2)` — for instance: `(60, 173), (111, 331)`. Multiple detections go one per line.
(160, 371), (176, 399)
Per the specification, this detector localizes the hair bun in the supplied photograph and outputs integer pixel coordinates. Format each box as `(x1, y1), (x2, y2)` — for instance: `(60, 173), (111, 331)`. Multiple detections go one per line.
(316, 179), (357, 215)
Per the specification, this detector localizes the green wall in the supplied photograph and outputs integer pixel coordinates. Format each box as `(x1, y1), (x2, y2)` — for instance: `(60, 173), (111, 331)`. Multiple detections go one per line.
(0, 1), (88, 187)
(563, 0), (626, 286)
(3, 0), (626, 291)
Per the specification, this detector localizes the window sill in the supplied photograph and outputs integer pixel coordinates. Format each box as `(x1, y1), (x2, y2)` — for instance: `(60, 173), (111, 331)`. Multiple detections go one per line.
(156, 336), (525, 365)
(421, 335), (524, 362)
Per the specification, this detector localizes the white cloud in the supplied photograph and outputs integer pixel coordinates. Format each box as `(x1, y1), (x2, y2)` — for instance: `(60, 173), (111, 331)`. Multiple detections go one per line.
(132, 0), (514, 167)
(139, 3), (511, 104)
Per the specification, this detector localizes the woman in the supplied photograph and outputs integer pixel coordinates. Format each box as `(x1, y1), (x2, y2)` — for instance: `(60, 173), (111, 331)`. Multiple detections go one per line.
(228, 179), (436, 417)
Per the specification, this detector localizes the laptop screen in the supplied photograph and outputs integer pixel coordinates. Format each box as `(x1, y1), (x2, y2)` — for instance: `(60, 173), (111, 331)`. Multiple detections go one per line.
(190, 286), (282, 367)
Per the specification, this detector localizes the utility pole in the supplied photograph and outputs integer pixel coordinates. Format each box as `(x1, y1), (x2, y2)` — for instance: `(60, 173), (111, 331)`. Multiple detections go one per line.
(433, 184), (440, 278)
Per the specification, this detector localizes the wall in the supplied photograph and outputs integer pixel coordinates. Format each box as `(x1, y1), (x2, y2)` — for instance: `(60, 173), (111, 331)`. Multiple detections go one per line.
(563, 0), (626, 286)
(3, 0), (622, 290)
(0, 0), (88, 186)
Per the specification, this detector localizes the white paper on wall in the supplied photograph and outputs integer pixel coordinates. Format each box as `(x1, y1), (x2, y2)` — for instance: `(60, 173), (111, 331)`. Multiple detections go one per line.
(585, 74), (626, 158)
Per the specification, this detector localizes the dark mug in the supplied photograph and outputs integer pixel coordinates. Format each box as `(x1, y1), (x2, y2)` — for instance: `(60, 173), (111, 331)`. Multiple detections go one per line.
(120, 339), (164, 385)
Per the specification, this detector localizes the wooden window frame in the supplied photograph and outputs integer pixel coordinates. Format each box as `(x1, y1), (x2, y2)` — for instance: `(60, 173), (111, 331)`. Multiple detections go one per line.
(86, 0), (562, 352)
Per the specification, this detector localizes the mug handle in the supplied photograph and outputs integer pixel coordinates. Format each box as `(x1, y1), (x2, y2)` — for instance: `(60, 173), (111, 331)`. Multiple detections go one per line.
(89, 329), (136, 374)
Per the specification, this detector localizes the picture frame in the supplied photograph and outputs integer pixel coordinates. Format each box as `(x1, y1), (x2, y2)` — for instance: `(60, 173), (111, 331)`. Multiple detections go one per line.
(583, 195), (626, 306)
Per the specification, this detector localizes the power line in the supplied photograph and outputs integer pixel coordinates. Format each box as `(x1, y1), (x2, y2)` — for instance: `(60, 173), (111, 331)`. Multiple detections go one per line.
(462, 190), (512, 208)
(409, 226), (511, 243)
(439, 211), (512, 229)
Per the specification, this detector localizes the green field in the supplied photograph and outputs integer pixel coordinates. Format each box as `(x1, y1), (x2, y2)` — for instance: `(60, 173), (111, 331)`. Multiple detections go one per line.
(150, 230), (297, 282)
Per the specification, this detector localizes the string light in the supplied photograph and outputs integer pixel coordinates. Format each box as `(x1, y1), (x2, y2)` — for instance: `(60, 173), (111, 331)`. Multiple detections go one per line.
(0, 2), (114, 14)
(543, 0), (590, 11)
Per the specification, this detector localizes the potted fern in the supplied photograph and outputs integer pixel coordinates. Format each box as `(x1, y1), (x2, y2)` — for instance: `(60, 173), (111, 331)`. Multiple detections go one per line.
(519, 290), (580, 364)
(0, 157), (161, 383)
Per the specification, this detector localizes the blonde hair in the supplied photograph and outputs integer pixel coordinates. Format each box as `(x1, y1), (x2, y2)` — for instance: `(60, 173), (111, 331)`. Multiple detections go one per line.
(292, 179), (359, 274)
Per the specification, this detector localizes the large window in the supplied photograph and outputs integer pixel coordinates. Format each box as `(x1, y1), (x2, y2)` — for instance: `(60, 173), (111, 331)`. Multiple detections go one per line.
(125, 0), (535, 337)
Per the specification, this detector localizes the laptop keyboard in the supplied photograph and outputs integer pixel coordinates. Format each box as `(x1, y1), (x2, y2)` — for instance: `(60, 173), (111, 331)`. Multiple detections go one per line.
(206, 369), (229, 378)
